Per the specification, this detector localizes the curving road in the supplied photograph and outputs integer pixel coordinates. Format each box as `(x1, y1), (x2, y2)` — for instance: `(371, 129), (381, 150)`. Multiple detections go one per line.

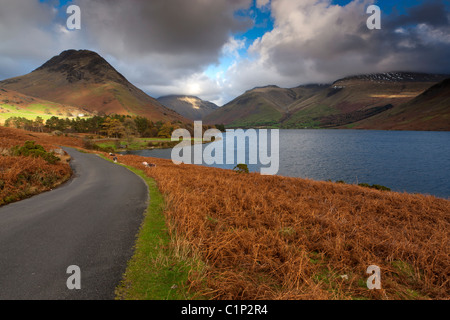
(0, 148), (148, 300)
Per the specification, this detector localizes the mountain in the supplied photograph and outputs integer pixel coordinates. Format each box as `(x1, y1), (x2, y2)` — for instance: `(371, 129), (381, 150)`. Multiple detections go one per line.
(352, 78), (450, 131)
(0, 50), (186, 122)
(157, 95), (218, 121)
(205, 72), (449, 130)
(203, 84), (326, 127)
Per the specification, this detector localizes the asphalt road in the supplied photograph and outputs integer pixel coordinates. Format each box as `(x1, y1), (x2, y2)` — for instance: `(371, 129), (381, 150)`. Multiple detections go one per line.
(0, 147), (148, 300)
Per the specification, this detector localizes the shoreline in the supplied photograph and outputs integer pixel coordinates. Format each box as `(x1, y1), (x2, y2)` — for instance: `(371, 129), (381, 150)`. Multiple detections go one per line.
(115, 150), (450, 200)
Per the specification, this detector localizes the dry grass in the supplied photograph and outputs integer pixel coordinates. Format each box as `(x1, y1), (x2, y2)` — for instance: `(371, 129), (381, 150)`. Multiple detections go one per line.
(114, 155), (449, 300)
(0, 127), (75, 206)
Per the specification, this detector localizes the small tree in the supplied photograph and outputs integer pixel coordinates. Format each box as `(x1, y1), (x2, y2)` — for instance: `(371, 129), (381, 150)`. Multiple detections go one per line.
(102, 117), (125, 138)
(215, 124), (226, 132)
(33, 116), (44, 132)
(123, 118), (138, 144)
(157, 122), (174, 138)
(233, 164), (249, 174)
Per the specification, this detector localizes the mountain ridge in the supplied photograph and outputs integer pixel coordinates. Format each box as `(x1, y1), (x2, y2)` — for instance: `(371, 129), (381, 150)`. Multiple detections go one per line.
(205, 72), (450, 130)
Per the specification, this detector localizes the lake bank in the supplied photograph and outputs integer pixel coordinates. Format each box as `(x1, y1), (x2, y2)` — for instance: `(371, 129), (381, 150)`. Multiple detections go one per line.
(121, 129), (450, 199)
(115, 153), (450, 300)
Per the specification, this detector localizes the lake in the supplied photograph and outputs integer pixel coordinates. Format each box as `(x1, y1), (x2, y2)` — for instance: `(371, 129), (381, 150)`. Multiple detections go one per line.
(122, 129), (450, 199)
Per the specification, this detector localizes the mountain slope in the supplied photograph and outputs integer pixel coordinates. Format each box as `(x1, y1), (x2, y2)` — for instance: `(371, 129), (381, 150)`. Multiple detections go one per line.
(353, 78), (450, 131)
(204, 85), (326, 127)
(0, 50), (185, 122)
(0, 87), (91, 124)
(205, 72), (449, 130)
(284, 72), (446, 128)
(157, 95), (218, 120)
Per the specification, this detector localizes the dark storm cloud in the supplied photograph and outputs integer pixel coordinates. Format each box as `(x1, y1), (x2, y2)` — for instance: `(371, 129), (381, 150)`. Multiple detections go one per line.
(78, 0), (253, 64)
(0, 0), (55, 75)
(0, 0), (91, 80)
(366, 0), (450, 74)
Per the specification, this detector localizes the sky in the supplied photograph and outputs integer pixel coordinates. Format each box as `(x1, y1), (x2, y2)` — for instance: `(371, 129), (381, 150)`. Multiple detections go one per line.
(0, 0), (449, 106)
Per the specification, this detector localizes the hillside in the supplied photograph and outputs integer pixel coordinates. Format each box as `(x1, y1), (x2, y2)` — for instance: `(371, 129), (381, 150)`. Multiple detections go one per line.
(0, 50), (186, 123)
(0, 87), (91, 124)
(205, 72), (449, 130)
(286, 72), (449, 129)
(117, 152), (449, 300)
(157, 95), (218, 121)
(352, 78), (450, 131)
(204, 84), (326, 127)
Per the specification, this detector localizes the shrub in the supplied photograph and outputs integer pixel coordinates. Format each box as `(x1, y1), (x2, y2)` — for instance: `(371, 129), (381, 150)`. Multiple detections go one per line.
(359, 183), (391, 191)
(12, 141), (60, 164)
(371, 184), (391, 191)
(82, 138), (95, 149)
(233, 163), (249, 174)
(82, 138), (114, 153)
(215, 124), (226, 132)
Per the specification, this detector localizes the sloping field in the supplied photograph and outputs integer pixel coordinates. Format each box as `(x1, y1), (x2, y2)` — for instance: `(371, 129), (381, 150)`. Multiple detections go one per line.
(0, 88), (90, 124)
(115, 155), (450, 300)
(0, 126), (83, 151)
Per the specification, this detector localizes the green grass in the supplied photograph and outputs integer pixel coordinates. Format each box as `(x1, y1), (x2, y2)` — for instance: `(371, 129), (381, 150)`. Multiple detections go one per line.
(0, 104), (53, 123)
(0, 103), (88, 124)
(96, 139), (175, 151)
(283, 104), (337, 128)
(229, 104), (283, 128)
(97, 155), (202, 300)
(345, 123), (358, 129)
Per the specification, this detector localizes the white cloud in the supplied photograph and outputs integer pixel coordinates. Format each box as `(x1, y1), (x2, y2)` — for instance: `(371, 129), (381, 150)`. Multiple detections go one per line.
(256, 0), (271, 9)
(222, 37), (246, 58)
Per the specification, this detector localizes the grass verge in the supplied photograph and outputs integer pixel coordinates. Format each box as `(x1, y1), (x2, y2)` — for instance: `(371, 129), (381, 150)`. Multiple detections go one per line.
(98, 155), (203, 300)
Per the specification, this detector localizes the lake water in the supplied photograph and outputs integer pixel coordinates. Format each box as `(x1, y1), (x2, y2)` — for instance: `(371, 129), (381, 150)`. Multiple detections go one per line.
(122, 129), (450, 199)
